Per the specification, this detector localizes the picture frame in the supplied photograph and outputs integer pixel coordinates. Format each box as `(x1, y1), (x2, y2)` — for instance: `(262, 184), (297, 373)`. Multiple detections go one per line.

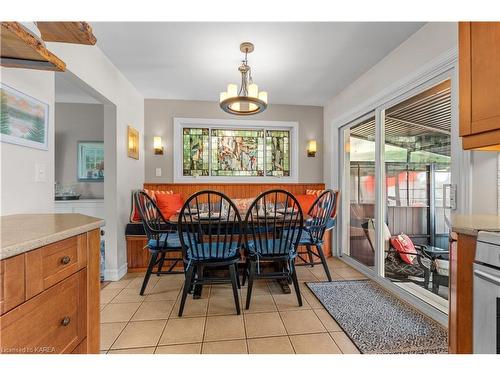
(77, 141), (104, 181)
(0, 83), (49, 150)
(127, 125), (139, 159)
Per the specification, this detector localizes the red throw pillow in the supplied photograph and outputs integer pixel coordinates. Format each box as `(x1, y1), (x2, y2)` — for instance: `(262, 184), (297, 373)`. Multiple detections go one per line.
(295, 194), (317, 215)
(156, 193), (184, 220)
(129, 189), (173, 223)
(390, 234), (417, 265)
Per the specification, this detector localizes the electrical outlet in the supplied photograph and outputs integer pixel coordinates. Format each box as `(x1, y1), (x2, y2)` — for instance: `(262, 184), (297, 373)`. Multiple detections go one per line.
(35, 163), (46, 182)
(155, 168), (162, 177)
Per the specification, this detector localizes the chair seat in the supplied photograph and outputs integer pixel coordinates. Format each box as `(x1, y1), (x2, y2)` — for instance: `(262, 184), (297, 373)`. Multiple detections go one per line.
(187, 242), (240, 261)
(247, 238), (296, 258)
(147, 232), (182, 250)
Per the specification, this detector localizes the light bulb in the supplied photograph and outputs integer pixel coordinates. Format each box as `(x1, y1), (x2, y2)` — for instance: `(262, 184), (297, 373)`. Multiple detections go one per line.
(248, 83), (258, 98)
(258, 91), (268, 104)
(220, 92), (228, 103)
(227, 84), (237, 98)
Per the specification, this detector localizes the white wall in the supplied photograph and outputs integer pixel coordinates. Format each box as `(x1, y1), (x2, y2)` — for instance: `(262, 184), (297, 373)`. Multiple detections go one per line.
(323, 22), (498, 215)
(44, 43), (144, 280)
(55, 103), (104, 198)
(145, 99), (323, 183)
(1, 68), (55, 215)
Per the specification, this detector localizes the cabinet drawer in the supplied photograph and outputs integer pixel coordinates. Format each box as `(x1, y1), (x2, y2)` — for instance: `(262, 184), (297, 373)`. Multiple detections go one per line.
(0, 270), (87, 354)
(0, 254), (26, 314)
(26, 234), (87, 298)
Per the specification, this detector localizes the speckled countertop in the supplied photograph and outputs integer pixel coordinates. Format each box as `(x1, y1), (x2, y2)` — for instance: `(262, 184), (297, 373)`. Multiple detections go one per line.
(451, 214), (500, 236)
(0, 214), (105, 261)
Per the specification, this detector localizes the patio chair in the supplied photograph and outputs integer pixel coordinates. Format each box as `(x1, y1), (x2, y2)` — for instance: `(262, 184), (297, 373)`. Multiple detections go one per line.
(295, 189), (339, 281)
(133, 190), (184, 296)
(177, 190), (243, 316)
(242, 189), (304, 309)
(362, 218), (432, 288)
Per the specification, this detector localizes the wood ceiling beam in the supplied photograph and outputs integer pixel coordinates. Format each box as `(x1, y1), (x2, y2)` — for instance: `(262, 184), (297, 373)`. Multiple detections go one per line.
(1, 22), (66, 71)
(36, 22), (97, 45)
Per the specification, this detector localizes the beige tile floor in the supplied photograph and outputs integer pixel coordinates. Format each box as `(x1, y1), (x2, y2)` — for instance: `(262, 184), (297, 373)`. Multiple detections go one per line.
(100, 257), (366, 354)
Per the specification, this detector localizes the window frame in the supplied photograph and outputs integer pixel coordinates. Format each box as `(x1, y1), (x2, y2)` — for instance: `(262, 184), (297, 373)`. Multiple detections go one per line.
(173, 117), (299, 183)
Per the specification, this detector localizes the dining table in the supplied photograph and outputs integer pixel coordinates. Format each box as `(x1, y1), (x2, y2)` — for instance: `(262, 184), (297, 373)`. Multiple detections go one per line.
(167, 210), (303, 297)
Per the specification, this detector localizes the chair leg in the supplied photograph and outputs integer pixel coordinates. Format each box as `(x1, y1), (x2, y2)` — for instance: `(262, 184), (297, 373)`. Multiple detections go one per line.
(316, 244), (332, 282)
(140, 252), (158, 296)
(156, 252), (166, 276)
(241, 258), (249, 286)
(229, 264), (241, 315)
(178, 264), (195, 317)
(193, 265), (204, 299)
(306, 245), (314, 267)
(235, 263), (241, 289)
(290, 262), (303, 307)
(245, 260), (256, 310)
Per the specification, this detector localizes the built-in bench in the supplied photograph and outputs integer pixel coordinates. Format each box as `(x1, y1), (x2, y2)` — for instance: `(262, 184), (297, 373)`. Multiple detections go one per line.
(125, 182), (332, 272)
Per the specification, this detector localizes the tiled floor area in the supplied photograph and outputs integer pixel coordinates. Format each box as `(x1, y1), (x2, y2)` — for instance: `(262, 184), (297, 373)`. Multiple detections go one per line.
(100, 257), (367, 354)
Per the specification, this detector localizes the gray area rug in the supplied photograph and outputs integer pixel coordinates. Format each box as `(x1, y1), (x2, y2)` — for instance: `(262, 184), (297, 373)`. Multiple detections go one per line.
(307, 280), (448, 354)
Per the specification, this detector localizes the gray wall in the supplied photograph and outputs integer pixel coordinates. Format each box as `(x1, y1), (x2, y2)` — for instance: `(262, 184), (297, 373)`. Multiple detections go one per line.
(144, 99), (324, 183)
(471, 151), (499, 215)
(55, 103), (104, 198)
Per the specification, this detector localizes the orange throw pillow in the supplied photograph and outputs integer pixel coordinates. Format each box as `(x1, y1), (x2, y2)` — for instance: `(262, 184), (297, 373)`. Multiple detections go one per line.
(295, 194), (317, 215)
(390, 234), (417, 265)
(156, 193), (184, 220)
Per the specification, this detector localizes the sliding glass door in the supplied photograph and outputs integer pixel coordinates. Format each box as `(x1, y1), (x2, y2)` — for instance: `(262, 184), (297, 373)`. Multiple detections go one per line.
(342, 115), (376, 269)
(339, 76), (455, 311)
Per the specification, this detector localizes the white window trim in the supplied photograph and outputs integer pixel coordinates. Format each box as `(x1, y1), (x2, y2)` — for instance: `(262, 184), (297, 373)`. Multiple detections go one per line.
(173, 117), (299, 183)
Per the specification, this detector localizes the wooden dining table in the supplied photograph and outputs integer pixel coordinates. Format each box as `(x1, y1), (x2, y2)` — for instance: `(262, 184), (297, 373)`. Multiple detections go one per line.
(167, 212), (300, 297)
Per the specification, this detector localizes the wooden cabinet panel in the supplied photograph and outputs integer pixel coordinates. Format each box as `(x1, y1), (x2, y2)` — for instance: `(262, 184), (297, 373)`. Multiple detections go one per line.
(470, 23), (500, 131)
(460, 22), (500, 147)
(0, 270), (87, 354)
(86, 229), (101, 353)
(25, 234), (87, 294)
(448, 233), (475, 354)
(0, 254), (25, 314)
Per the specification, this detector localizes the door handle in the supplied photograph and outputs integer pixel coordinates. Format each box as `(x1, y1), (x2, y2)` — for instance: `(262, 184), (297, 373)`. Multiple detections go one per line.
(474, 269), (500, 286)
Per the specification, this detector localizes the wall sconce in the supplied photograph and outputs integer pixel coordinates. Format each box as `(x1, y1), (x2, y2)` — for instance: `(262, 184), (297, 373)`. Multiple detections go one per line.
(153, 136), (164, 155)
(307, 140), (317, 157)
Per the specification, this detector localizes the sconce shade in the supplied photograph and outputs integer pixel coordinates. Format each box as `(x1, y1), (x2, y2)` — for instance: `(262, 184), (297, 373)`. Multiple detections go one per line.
(153, 136), (164, 155)
(307, 140), (317, 157)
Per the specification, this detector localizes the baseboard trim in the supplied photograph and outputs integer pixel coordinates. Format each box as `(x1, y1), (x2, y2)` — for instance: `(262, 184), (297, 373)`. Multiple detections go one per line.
(104, 262), (128, 281)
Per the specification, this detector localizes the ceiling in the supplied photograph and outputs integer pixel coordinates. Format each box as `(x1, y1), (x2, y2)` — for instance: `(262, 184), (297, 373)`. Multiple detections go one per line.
(90, 22), (424, 106)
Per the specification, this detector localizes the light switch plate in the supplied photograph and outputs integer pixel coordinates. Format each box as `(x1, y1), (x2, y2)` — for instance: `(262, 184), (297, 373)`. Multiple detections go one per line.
(155, 168), (162, 177)
(35, 162), (46, 182)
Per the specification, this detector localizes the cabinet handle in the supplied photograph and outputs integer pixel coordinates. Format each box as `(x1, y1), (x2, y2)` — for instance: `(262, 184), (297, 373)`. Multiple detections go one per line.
(61, 256), (71, 265)
(61, 316), (71, 326)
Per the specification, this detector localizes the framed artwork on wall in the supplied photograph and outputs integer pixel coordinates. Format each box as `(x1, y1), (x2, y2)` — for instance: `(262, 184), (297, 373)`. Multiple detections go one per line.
(77, 141), (104, 181)
(0, 83), (49, 150)
(127, 125), (139, 160)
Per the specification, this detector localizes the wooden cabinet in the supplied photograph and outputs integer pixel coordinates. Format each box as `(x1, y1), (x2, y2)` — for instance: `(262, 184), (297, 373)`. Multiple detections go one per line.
(460, 22), (500, 150)
(448, 232), (476, 354)
(0, 229), (100, 354)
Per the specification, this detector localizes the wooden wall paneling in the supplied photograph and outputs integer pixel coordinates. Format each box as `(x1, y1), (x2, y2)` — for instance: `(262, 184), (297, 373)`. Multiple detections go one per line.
(0, 254), (26, 315)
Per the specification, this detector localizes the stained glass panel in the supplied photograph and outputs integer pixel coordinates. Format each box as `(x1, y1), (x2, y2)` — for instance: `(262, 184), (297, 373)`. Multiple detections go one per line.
(266, 130), (290, 176)
(182, 128), (209, 176)
(210, 129), (265, 176)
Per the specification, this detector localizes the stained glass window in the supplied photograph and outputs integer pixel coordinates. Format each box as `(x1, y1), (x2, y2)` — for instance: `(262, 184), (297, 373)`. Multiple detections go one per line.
(266, 130), (290, 176)
(182, 128), (209, 176)
(181, 126), (292, 178)
(211, 129), (265, 176)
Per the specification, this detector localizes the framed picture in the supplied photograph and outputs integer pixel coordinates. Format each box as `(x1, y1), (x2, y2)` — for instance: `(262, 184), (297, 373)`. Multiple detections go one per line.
(0, 83), (49, 150)
(77, 141), (104, 181)
(127, 125), (139, 159)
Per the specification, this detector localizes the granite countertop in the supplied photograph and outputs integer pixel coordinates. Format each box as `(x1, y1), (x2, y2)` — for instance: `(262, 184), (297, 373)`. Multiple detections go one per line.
(451, 214), (500, 237)
(0, 214), (105, 261)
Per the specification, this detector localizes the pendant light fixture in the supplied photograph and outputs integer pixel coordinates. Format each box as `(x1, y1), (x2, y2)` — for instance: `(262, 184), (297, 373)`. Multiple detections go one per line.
(219, 42), (268, 115)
